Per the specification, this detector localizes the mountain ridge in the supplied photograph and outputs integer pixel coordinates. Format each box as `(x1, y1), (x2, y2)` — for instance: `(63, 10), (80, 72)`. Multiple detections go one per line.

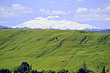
(1, 24), (110, 33)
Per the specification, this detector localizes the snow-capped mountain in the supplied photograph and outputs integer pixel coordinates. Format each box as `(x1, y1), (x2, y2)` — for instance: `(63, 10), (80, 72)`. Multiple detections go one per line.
(13, 16), (99, 30)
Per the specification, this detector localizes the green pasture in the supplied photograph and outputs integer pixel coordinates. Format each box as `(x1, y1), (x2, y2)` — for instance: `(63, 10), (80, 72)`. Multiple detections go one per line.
(0, 29), (110, 72)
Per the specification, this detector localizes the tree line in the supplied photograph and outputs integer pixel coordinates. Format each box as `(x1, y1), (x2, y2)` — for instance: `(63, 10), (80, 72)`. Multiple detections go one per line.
(0, 61), (107, 73)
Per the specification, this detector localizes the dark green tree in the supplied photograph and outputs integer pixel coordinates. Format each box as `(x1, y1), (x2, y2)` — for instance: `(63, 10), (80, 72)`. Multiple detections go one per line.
(16, 62), (31, 73)
(102, 66), (105, 73)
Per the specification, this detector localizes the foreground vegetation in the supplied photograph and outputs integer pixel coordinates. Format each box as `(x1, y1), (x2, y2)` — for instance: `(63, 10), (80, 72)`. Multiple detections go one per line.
(0, 29), (110, 72)
(0, 62), (106, 73)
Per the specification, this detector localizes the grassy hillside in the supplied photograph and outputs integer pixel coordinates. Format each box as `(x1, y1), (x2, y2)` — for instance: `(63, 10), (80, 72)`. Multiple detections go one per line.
(0, 29), (110, 72)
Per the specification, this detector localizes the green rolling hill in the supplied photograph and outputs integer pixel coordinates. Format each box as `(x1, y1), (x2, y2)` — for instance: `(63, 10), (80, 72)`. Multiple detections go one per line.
(0, 29), (110, 72)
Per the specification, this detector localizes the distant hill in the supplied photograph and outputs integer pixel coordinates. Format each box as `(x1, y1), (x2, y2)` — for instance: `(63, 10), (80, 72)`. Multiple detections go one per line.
(13, 27), (31, 29)
(84, 28), (110, 33)
(0, 29), (110, 72)
(92, 29), (110, 33)
(0, 25), (12, 29)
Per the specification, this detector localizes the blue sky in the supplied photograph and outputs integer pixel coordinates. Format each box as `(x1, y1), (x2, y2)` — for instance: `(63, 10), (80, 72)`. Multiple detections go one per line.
(0, 0), (110, 29)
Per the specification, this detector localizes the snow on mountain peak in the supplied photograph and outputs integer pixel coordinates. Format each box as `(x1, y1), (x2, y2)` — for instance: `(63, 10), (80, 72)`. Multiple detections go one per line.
(13, 16), (98, 30)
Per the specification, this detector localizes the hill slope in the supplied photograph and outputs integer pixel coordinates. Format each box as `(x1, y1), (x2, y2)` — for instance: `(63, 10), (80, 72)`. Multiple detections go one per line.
(0, 29), (110, 72)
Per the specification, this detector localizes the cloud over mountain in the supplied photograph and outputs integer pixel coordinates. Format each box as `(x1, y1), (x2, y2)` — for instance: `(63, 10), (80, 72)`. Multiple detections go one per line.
(39, 9), (68, 15)
(13, 16), (98, 30)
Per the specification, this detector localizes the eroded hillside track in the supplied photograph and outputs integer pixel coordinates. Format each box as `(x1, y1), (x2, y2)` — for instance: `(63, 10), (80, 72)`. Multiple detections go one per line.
(57, 32), (94, 70)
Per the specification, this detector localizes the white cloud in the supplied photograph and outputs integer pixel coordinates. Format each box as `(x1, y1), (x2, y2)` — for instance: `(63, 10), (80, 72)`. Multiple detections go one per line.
(12, 4), (25, 10)
(74, 13), (110, 21)
(39, 9), (50, 14)
(74, 6), (110, 21)
(35, 16), (59, 20)
(104, 18), (110, 21)
(76, 0), (85, 2)
(76, 7), (88, 13)
(39, 9), (45, 12)
(103, 6), (110, 12)
(52, 10), (67, 15)
(63, 0), (70, 1)
(0, 4), (33, 18)
(49, 1), (56, 4)
(89, 7), (101, 13)
(0, 21), (7, 24)
(76, 6), (110, 14)
(39, 9), (68, 15)
(89, 7), (110, 13)
(64, 0), (85, 2)
(47, 16), (59, 19)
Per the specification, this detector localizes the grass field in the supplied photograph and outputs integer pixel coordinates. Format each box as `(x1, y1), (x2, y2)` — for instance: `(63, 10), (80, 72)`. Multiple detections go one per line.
(0, 29), (110, 72)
